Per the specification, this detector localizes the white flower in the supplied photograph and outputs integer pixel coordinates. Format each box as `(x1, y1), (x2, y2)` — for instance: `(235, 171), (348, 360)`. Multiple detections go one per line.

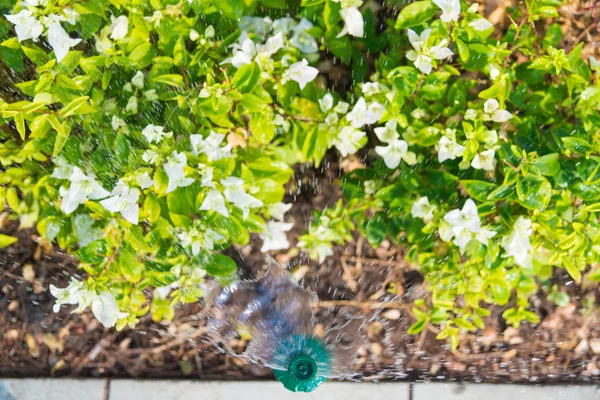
(100, 181), (140, 224)
(153, 282), (179, 299)
(283, 59), (319, 90)
(111, 115), (127, 131)
(467, 3), (479, 13)
(469, 18), (493, 32)
(46, 20), (81, 62)
(338, 6), (364, 38)
(432, 0), (461, 23)
(21, 0), (48, 7)
(59, 167), (109, 214)
(482, 129), (498, 146)
(501, 216), (532, 267)
(297, 224), (337, 263)
(346, 97), (385, 128)
(437, 135), (465, 163)
(95, 34), (113, 54)
(91, 291), (128, 328)
(334, 101), (350, 114)
(325, 113), (339, 126)
(406, 29), (453, 75)
(483, 99), (513, 123)
(200, 189), (229, 217)
(144, 89), (159, 101)
(319, 93), (334, 112)
(4, 10), (43, 42)
(189, 29), (200, 41)
(50, 278), (88, 313)
(475, 227), (496, 246)
(178, 226), (223, 256)
(136, 172), (154, 189)
(375, 138), (416, 168)
(443, 199), (481, 250)
(411, 108), (427, 120)
(110, 15), (128, 40)
(164, 151), (195, 193)
(125, 96), (138, 114)
(430, 39), (454, 59)
(205, 25), (215, 38)
(488, 63), (501, 80)
(471, 149), (496, 171)
(144, 10), (163, 28)
(412, 196), (437, 223)
(289, 18), (319, 53)
(190, 131), (233, 161)
(438, 220), (454, 243)
(131, 71), (145, 89)
(374, 120), (399, 143)
(230, 37), (256, 68)
(142, 124), (168, 144)
(257, 32), (285, 58)
(362, 82), (381, 96)
(260, 220), (294, 252)
(50, 279), (126, 327)
(200, 165), (215, 188)
(51, 156), (73, 179)
(406, 29), (432, 74)
(333, 126), (366, 157)
(269, 202), (293, 221)
(273, 114), (290, 132)
(221, 177), (263, 219)
(142, 150), (158, 164)
(464, 108), (477, 120)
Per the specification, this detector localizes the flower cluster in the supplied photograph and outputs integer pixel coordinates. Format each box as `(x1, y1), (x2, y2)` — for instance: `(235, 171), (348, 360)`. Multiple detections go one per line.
(5, 0), (81, 61)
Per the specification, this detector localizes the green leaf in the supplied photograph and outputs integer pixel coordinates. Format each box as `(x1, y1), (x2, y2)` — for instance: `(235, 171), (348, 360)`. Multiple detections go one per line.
(232, 63), (261, 94)
(0, 234), (18, 248)
(395, 1), (437, 29)
(14, 112), (25, 140)
(407, 319), (427, 335)
(152, 74), (184, 87)
(249, 113), (275, 144)
(533, 153), (560, 176)
(59, 96), (90, 118)
(516, 175), (552, 210)
(205, 254), (238, 279)
(144, 193), (161, 223)
(460, 180), (496, 202)
(562, 137), (591, 154)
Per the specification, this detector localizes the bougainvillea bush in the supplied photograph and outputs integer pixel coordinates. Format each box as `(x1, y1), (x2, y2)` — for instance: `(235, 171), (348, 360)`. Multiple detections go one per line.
(1, 0), (599, 347)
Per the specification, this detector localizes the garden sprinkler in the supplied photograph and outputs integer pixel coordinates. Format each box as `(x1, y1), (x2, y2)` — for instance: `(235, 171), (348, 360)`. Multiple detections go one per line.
(208, 260), (364, 393)
(272, 334), (330, 392)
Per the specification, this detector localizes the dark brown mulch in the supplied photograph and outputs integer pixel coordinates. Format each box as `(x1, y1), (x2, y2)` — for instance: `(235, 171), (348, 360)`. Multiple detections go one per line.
(2, 155), (600, 384)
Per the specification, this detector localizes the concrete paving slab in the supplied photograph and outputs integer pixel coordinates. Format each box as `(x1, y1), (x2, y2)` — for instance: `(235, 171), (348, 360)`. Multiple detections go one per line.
(109, 380), (410, 400)
(413, 382), (600, 400)
(0, 379), (106, 400)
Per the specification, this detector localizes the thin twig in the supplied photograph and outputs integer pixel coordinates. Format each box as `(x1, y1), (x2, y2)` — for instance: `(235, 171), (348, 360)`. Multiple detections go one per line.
(316, 299), (413, 309)
(139, 327), (209, 359)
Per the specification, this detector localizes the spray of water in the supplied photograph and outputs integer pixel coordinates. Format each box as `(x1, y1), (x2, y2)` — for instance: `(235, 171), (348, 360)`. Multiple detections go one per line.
(206, 259), (365, 391)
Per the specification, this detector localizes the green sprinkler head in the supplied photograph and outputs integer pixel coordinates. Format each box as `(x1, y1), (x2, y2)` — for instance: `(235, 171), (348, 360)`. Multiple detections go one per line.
(273, 335), (330, 393)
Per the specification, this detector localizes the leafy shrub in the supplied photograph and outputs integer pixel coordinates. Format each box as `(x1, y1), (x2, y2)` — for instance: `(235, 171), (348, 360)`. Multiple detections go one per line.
(298, 0), (600, 347)
(1, 0), (599, 348)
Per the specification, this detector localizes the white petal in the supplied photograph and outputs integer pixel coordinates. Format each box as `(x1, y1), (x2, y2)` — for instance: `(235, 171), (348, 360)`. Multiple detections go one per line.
(492, 109), (513, 123)
(340, 6), (364, 38)
(91, 291), (123, 328)
(200, 189), (229, 217)
(110, 15), (128, 40)
(46, 22), (81, 62)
